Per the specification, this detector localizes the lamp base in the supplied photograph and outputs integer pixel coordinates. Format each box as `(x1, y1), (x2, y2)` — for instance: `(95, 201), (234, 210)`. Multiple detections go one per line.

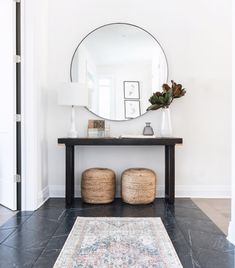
(68, 106), (78, 138)
(67, 130), (78, 138)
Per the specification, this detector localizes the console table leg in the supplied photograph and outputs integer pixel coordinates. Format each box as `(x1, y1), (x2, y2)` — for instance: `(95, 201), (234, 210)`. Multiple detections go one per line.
(65, 145), (74, 205)
(165, 145), (175, 204)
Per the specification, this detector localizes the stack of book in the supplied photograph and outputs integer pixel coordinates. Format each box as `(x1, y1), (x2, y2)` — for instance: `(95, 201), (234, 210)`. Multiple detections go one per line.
(87, 120), (105, 138)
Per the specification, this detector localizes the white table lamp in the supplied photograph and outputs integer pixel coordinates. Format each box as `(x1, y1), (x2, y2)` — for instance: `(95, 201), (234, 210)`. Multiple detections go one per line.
(58, 83), (88, 138)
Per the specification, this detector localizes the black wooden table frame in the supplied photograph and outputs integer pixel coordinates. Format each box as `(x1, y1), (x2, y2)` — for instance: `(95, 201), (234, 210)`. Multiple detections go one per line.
(58, 137), (183, 205)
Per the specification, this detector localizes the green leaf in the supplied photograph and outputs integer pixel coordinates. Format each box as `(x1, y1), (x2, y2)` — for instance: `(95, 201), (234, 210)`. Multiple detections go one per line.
(158, 96), (165, 104)
(164, 92), (172, 104)
(147, 104), (162, 111)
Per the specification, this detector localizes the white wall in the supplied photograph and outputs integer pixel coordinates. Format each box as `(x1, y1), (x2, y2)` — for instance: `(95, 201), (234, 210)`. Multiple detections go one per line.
(228, 0), (235, 245)
(46, 0), (231, 198)
(21, 0), (49, 210)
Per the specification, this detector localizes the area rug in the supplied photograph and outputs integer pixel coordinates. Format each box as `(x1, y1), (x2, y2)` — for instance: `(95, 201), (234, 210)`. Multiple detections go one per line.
(54, 217), (182, 268)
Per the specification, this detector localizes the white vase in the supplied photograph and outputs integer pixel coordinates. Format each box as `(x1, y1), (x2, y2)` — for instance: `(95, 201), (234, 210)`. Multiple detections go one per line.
(160, 108), (173, 137)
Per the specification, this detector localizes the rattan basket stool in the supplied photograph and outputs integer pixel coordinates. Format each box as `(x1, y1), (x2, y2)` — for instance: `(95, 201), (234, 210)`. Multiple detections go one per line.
(81, 168), (116, 204)
(121, 168), (156, 204)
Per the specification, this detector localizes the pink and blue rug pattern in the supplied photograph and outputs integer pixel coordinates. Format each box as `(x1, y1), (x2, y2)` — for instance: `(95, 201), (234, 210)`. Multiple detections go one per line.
(54, 217), (182, 268)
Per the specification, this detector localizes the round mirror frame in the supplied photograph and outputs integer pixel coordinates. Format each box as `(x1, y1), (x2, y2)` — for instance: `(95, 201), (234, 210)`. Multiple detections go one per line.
(70, 22), (169, 121)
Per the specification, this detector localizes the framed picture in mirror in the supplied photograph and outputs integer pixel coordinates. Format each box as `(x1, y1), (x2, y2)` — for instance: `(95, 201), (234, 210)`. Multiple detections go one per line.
(124, 100), (141, 119)
(124, 81), (140, 99)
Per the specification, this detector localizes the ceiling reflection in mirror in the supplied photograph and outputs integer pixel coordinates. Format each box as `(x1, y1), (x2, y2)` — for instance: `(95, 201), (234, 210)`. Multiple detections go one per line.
(71, 23), (168, 121)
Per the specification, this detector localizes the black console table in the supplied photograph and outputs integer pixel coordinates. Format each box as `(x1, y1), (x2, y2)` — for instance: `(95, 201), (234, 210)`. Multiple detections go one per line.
(58, 137), (183, 205)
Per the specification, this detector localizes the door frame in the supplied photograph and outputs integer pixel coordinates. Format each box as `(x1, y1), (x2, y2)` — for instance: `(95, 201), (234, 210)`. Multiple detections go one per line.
(16, 0), (21, 211)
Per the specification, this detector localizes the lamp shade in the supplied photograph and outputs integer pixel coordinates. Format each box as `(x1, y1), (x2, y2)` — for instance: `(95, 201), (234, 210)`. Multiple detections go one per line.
(58, 82), (88, 106)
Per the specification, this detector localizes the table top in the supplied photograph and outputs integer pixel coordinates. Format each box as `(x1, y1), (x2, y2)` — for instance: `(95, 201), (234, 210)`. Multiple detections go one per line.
(58, 137), (183, 146)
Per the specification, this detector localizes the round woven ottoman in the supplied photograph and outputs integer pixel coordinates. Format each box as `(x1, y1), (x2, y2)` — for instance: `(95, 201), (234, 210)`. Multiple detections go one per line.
(121, 168), (156, 204)
(81, 168), (116, 204)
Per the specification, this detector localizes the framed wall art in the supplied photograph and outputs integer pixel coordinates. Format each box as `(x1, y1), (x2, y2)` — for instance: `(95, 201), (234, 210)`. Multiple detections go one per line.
(124, 100), (141, 119)
(123, 81), (140, 99)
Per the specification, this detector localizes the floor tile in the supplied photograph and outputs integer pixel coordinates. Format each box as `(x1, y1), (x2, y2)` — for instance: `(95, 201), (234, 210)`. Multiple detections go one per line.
(33, 207), (66, 221)
(21, 215), (60, 237)
(33, 249), (61, 268)
(16, 211), (34, 217)
(0, 214), (30, 230)
(54, 217), (77, 236)
(0, 198), (233, 268)
(0, 206), (17, 227)
(0, 244), (43, 268)
(3, 228), (51, 250)
(165, 223), (185, 242)
(175, 216), (223, 235)
(168, 205), (210, 221)
(171, 235), (202, 268)
(172, 198), (199, 209)
(196, 247), (235, 268)
(42, 198), (71, 209)
(45, 234), (68, 250)
(183, 229), (235, 254)
(120, 203), (157, 217)
(67, 204), (120, 218)
(0, 228), (16, 244)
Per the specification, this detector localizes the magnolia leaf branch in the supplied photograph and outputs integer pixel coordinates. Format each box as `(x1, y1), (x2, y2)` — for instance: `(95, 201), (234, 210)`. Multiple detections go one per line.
(147, 80), (186, 111)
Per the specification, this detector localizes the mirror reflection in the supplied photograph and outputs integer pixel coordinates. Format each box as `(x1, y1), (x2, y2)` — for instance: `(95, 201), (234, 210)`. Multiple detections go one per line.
(71, 23), (168, 121)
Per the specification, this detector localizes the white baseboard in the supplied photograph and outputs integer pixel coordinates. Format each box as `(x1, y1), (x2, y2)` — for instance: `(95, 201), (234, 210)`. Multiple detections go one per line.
(49, 185), (70, 198)
(227, 221), (235, 245)
(49, 184), (231, 198)
(175, 185), (231, 198)
(37, 186), (49, 209)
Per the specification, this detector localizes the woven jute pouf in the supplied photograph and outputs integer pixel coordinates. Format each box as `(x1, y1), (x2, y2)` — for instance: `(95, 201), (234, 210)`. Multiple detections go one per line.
(81, 168), (116, 204)
(121, 168), (156, 204)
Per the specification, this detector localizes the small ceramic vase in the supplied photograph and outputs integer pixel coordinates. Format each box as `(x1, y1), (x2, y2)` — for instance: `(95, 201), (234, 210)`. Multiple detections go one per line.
(143, 122), (154, 136)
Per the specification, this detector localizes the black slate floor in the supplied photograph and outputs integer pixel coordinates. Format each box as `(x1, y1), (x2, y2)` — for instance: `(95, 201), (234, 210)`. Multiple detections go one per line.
(0, 198), (234, 268)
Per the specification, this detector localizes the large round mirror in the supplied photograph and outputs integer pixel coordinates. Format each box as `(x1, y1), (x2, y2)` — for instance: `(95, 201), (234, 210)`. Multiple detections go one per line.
(71, 23), (168, 121)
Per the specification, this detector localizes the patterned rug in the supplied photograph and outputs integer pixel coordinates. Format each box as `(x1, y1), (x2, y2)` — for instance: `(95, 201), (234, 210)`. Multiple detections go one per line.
(54, 217), (182, 268)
